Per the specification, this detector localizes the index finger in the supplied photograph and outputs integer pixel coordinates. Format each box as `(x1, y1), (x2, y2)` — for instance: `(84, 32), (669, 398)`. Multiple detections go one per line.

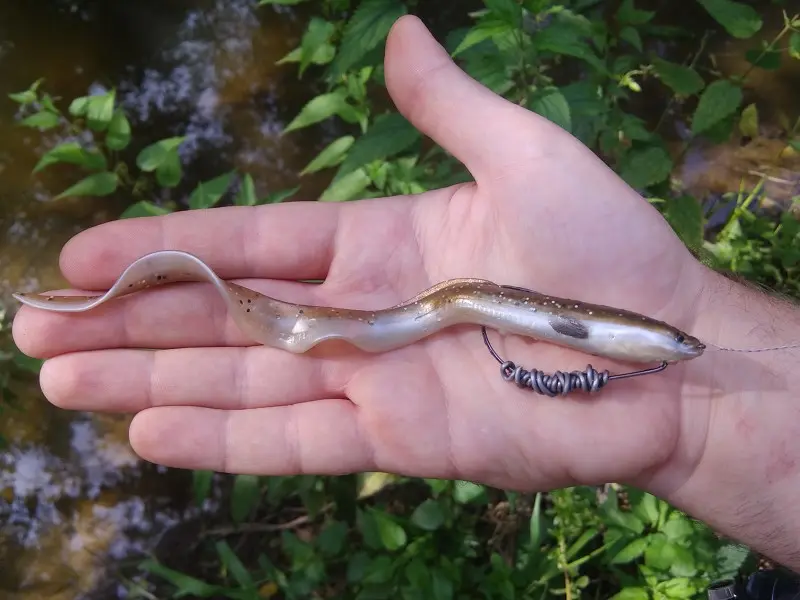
(58, 201), (344, 290)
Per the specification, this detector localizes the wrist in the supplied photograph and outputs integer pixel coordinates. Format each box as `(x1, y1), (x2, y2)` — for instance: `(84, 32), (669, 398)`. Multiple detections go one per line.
(647, 264), (800, 570)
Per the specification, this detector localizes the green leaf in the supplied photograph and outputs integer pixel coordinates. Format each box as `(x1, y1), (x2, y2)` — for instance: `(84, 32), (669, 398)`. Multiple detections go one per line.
(68, 96), (90, 117)
(697, 0), (762, 38)
(451, 20), (511, 56)
(283, 91), (358, 134)
(230, 474), (260, 523)
(453, 481), (487, 504)
(617, 0), (655, 25)
(136, 137), (185, 171)
(715, 543), (750, 578)
(790, 32), (800, 59)
(13, 353), (43, 374)
(300, 136), (355, 175)
(663, 194), (704, 251)
(258, 0), (308, 4)
(411, 499), (445, 531)
(528, 88), (572, 132)
(371, 510), (407, 551)
(277, 43), (335, 66)
(259, 185), (300, 205)
(661, 516), (694, 541)
(119, 200), (172, 219)
(155, 151), (182, 188)
(318, 520), (348, 556)
(140, 558), (222, 596)
(609, 587), (650, 600)
(86, 90), (116, 131)
(188, 171), (236, 209)
(334, 112), (420, 182)
(214, 541), (255, 590)
(485, 0), (522, 28)
(652, 57), (705, 96)
(54, 172), (118, 199)
(234, 173), (258, 205)
(738, 102), (758, 137)
(106, 109), (132, 151)
(8, 91), (37, 104)
(327, 0), (408, 79)
(299, 18), (336, 76)
(620, 26), (642, 51)
(33, 142), (107, 173)
(529, 492), (544, 548)
(691, 79), (742, 135)
(319, 168), (371, 202)
(610, 536), (650, 564)
(619, 146), (673, 189)
(632, 491), (660, 526)
(20, 111), (60, 129)
(745, 47), (781, 70)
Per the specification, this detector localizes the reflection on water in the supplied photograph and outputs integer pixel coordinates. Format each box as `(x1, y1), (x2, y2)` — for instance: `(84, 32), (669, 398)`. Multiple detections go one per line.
(0, 0), (331, 597)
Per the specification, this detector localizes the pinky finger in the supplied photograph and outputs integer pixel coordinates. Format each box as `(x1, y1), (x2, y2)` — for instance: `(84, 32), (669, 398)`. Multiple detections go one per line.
(129, 400), (376, 475)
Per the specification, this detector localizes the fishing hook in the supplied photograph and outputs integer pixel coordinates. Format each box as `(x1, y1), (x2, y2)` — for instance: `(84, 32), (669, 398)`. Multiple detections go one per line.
(481, 284), (668, 397)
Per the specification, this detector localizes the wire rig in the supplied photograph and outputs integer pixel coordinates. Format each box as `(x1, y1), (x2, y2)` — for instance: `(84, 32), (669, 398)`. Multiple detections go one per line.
(481, 327), (669, 398)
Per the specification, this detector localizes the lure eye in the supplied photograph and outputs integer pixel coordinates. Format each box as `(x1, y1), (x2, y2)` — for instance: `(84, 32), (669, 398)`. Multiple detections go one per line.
(676, 334), (685, 344)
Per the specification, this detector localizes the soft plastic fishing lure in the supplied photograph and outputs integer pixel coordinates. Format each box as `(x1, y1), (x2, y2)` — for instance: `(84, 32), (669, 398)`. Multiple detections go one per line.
(7, 249), (735, 398)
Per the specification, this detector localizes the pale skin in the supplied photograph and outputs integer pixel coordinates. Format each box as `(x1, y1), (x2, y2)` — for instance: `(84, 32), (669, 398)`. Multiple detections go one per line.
(11, 15), (800, 571)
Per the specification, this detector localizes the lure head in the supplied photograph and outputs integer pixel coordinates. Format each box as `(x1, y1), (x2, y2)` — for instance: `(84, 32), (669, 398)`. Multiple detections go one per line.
(594, 317), (706, 363)
(666, 329), (706, 361)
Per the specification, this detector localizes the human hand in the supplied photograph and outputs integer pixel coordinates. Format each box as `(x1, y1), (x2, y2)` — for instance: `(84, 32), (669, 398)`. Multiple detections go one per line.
(12, 15), (800, 566)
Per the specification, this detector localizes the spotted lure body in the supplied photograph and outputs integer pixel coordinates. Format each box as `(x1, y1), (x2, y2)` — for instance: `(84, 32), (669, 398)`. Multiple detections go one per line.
(12, 250), (705, 373)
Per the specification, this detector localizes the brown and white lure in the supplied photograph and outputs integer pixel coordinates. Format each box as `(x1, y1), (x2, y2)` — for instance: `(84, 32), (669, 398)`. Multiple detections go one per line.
(10, 249), (717, 398)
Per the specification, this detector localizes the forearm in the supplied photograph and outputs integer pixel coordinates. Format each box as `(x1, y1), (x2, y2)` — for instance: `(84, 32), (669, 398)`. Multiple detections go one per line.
(655, 266), (800, 570)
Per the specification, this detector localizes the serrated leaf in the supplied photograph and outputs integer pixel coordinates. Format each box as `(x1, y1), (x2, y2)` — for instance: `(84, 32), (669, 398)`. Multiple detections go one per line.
(234, 173), (258, 205)
(299, 18), (336, 76)
(136, 137), (185, 171)
(20, 111), (59, 129)
(320, 169), (371, 202)
(189, 171), (236, 209)
(54, 172), (118, 199)
(277, 43), (335, 66)
(663, 195), (704, 251)
(155, 150), (182, 188)
(485, 0), (522, 27)
(119, 200), (172, 219)
(33, 142), (107, 173)
(327, 0), (407, 79)
(739, 103), (758, 137)
(333, 112), (420, 181)
(652, 57), (705, 96)
(86, 90), (116, 131)
(231, 475), (260, 523)
(715, 543), (750, 577)
(106, 109), (132, 151)
(620, 26), (642, 51)
(691, 79), (742, 135)
(300, 136), (355, 175)
(283, 91), (357, 134)
(697, 0), (762, 39)
(528, 88), (572, 132)
(620, 146), (673, 189)
(452, 19), (511, 56)
(411, 499), (445, 531)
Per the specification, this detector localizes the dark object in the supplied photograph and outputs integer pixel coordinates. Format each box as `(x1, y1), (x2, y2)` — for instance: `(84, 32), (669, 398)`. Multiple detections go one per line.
(708, 570), (800, 599)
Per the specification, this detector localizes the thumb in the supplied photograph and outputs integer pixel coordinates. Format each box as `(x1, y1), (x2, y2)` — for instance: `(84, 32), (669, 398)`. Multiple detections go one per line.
(384, 15), (564, 181)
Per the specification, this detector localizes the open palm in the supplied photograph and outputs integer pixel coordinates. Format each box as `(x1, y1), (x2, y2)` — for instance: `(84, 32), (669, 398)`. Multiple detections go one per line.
(12, 16), (712, 497)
